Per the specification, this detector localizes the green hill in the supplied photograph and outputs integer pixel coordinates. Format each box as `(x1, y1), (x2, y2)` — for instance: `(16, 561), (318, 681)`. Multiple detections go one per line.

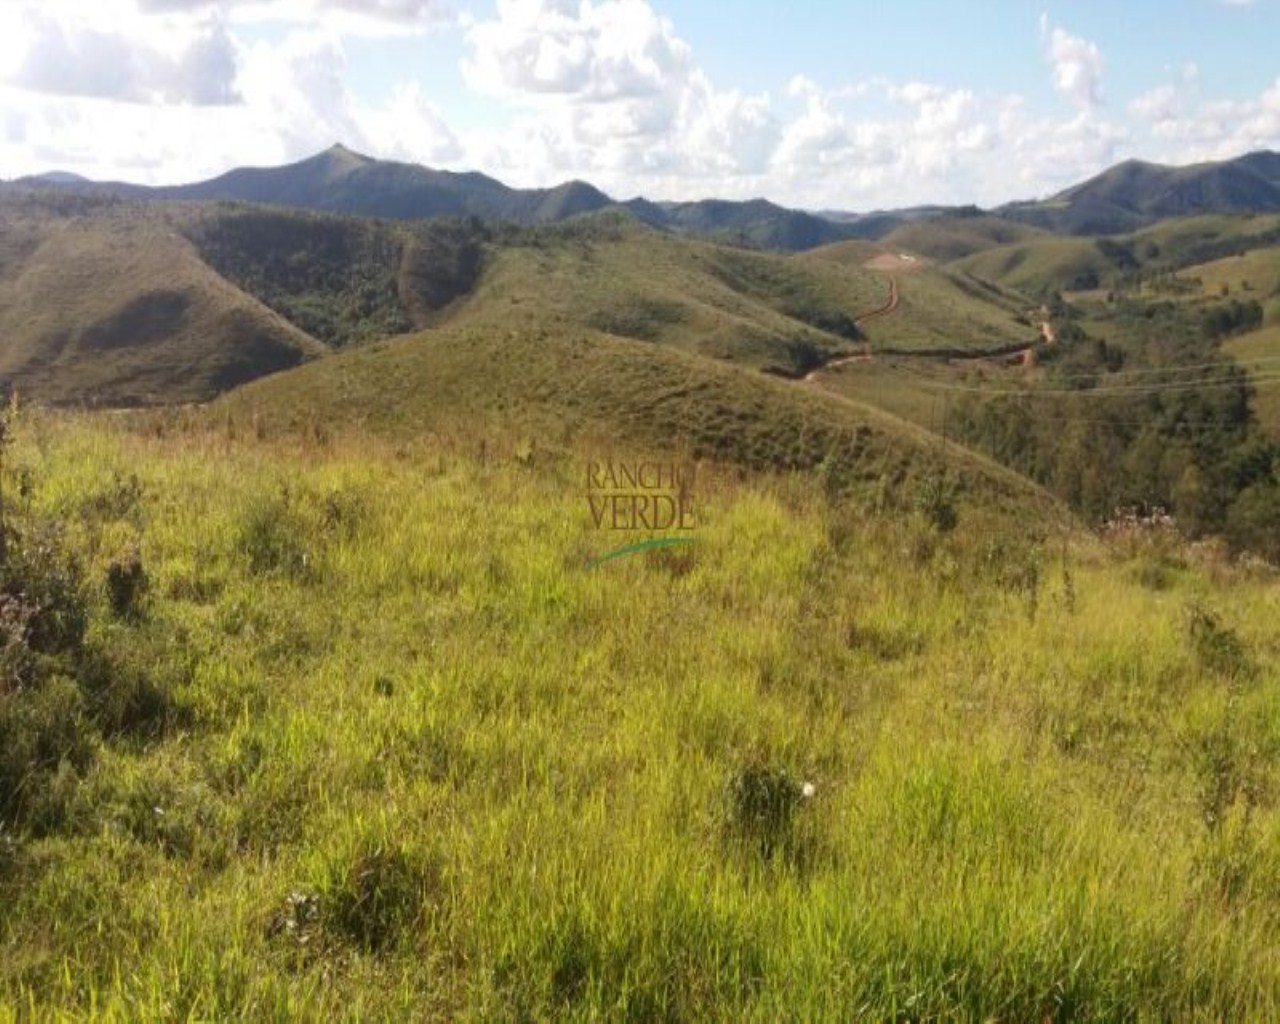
(1000, 150), (1280, 234)
(0, 195), (325, 406)
(801, 242), (1037, 351)
(954, 214), (1280, 296)
(882, 212), (1050, 261)
(0, 194), (1040, 404)
(218, 316), (1053, 524)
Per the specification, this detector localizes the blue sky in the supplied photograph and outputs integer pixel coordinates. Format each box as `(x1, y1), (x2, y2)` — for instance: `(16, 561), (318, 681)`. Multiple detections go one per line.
(1, 0), (1277, 211)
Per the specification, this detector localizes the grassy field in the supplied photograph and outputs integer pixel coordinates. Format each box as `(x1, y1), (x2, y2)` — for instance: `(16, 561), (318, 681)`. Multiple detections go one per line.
(2, 409), (1280, 1019)
(1176, 248), (1280, 303)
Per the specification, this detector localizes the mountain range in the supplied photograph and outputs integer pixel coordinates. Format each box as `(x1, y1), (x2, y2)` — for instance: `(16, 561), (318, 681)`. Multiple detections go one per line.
(11, 144), (1280, 248)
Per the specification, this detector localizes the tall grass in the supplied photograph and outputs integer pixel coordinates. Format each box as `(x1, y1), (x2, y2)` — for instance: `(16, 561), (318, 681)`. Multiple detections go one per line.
(1, 410), (1278, 1019)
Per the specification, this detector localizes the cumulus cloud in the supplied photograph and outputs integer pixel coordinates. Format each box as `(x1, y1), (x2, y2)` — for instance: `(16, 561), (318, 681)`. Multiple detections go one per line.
(136, 0), (454, 31)
(463, 0), (693, 103)
(1041, 16), (1105, 110)
(459, 0), (782, 195)
(361, 82), (464, 164)
(1143, 77), (1280, 160)
(1129, 84), (1178, 123)
(5, 6), (240, 105)
(449, 1), (1139, 208)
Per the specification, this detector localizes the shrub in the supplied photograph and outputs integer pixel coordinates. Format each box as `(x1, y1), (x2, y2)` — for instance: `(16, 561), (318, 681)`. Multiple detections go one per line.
(723, 761), (813, 862)
(321, 835), (441, 951)
(915, 475), (959, 533)
(1224, 483), (1280, 565)
(237, 488), (313, 578)
(106, 545), (148, 620)
(3, 522), (88, 667)
(0, 510), (169, 828)
(0, 518), (98, 828)
(1187, 605), (1253, 680)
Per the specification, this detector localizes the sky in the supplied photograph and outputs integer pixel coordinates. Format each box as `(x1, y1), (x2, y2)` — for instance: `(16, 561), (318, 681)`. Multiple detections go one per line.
(0, 0), (1277, 212)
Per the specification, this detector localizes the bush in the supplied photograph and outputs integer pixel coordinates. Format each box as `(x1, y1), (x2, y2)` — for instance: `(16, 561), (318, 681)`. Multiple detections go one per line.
(1187, 605), (1253, 680)
(237, 488), (313, 578)
(106, 545), (148, 620)
(0, 673), (93, 829)
(915, 475), (959, 533)
(1225, 483), (1280, 565)
(0, 507), (168, 828)
(320, 835), (441, 951)
(0, 520), (96, 827)
(3, 523), (88, 668)
(723, 762), (814, 863)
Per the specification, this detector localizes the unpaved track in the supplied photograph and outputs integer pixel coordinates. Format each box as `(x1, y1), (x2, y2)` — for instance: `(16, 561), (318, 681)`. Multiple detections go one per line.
(801, 280), (1056, 382)
(802, 276), (898, 382)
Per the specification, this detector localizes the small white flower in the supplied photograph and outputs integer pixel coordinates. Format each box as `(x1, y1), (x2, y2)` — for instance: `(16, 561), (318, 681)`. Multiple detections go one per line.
(801, 782), (816, 800)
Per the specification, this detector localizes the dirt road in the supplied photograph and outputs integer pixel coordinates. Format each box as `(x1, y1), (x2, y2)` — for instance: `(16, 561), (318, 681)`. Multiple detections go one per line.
(802, 276), (898, 382)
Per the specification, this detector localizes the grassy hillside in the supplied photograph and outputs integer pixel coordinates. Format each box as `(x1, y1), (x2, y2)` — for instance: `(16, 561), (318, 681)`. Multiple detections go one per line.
(0, 196), (325, 405)
(655, 198), (861, 251)
(800, 242), (1036, 352)
(999, 150), (1280, 234)
(217, 315), (1054, 526)
(953, 235), (1122, 295)
(807, 357), (1031, 433)
(0, 194), (1042, 405)
(4, 411), (1280, 1018)
(882, 212), (1049, 261)
(444, 218), (878, 376)
(954, 214), (1280, 297)
(1175, 247), (1280, 317)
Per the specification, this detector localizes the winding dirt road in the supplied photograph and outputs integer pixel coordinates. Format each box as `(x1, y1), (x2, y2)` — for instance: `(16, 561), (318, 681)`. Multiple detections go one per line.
(802, 276), (898, 382)
(799, 280), (1056, 380)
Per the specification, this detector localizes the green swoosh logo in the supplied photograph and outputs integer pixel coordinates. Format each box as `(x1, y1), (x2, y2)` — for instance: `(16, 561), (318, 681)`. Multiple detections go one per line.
(586, 536), (698, 569)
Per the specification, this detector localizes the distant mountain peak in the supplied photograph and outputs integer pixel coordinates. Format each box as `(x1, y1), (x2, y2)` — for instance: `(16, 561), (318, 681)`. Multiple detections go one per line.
(325, 142), (368, 158)
(1001, 149), (1280, 234)
(314, 142), (373, 170)
(16, 170), (92, 186)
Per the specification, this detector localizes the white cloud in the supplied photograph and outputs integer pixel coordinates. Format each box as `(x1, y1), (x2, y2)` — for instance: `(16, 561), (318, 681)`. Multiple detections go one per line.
(360, 82), (463, 165)
(135, 0), (455, 34)
(1129, 84), (1178, 123)
(463, 0), (692, 103)
(456, 4), (1128, 210)
(3, 4), (240, 105)
(459, 0), (782, 196)
(1144, 77), (1280, 160)
(0, 14), (465, 185)
(1041, 16), (1105, 111)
